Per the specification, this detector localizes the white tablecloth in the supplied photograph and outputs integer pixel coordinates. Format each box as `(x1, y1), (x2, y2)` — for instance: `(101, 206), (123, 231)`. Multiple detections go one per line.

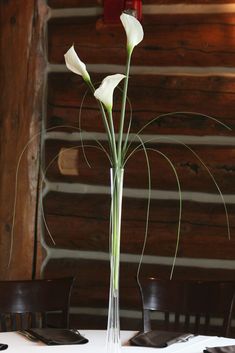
(0, 330), (234, 352)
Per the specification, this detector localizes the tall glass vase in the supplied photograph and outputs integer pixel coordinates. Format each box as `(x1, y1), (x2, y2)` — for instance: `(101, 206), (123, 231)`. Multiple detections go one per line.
(106, 167), (124, 353)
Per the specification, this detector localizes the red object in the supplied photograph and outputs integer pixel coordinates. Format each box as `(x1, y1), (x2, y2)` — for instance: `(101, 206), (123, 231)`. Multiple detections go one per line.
(124, 0), (142, 21)
(103, 0), (142, 24)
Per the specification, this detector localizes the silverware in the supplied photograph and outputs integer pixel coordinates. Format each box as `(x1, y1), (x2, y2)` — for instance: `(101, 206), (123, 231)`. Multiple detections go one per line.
(18, 330), (38, 342)
(167, 334), (195, 346)
(175, 334), (195, 343)
(70, 329), (82, 335)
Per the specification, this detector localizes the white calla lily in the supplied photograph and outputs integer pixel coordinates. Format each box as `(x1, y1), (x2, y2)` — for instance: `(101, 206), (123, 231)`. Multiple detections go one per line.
(94, 74), (125, 111)
(120, 13), (144, 54)
(64, 45), (90, 82)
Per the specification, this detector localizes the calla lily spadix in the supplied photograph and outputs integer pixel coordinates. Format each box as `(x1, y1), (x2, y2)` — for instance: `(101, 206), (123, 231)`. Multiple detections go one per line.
(120, 12), (144, 54)
(94, 74), (126, 111)
(64, 45), (90, 82)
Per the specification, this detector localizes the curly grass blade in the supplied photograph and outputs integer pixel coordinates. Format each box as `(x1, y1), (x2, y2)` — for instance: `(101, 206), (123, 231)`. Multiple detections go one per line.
(146, 148), (182, 279)
(41, 143), (111, 247)
(122, 95), (133, 163)
(9, 124), (111, 268)
(124, 111), (232, 161)
(78, 87), (92, 168)
(127, 136), (152, 284)
(126, 141), (182, 280)
(129, 135), (231, 241)
(8, 134), (40, 267)
(179, 142), (231, 240)
(137, 111), (232, 137)
(163, 136), (231, 241)
(117, 53), (131, 162)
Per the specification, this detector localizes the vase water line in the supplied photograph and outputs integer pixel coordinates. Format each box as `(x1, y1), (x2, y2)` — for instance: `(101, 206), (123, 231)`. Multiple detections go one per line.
(106, 168), (124, 353)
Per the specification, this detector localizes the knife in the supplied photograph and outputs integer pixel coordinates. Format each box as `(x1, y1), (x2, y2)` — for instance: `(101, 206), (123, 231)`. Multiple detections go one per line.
(167, 334), (195, 346)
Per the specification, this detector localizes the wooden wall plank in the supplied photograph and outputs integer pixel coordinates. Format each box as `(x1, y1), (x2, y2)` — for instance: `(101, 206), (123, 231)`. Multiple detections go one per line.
(45, 139), (235, 194)
(48, 13), (235, 66)
(0, 0), (47, 279)
(43, 192), (235, 259)
(47, 0), (99, 8)
(47, 73), (235, 134)
(47, 1), (235, 8)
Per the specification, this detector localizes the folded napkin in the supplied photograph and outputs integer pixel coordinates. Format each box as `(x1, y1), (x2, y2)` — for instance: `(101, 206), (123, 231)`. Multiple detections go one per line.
(204, 346), (235, 353)
(0, 344), (8, 351)
(130, 330), (193, 348)
(26, 328), (88, 345)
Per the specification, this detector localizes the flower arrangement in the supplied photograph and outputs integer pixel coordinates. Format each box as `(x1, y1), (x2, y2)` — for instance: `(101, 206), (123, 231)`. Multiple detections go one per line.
(63, 11), (230, 353)
(64, 13), (144, 353)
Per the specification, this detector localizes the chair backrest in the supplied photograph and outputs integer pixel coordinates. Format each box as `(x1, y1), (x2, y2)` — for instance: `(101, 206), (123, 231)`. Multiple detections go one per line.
(138, 277), (235, 337)
(0, 277), (74, 332)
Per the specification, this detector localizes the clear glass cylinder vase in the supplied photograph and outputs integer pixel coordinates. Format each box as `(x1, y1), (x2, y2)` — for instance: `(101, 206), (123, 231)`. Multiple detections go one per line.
(106, 167), (124, 353)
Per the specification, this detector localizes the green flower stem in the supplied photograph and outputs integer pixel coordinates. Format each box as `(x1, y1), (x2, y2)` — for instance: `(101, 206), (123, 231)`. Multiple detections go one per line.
(108, 110), (118, 166)
(111, 168), (124, 292)
(87, 81), (114, 162)
(117, 53), (132, 165)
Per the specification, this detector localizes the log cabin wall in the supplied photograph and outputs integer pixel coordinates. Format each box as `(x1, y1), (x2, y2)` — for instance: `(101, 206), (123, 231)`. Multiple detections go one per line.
(42, 1), (235, 330)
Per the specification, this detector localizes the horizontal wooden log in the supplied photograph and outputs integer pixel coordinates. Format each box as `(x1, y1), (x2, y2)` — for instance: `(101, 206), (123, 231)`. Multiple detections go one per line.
(47, 73), (235, 134)
(42, 191), (235, 259)
(48, 13), (235, 66)
(43, 259), (235, 309)
(44, 139), (235, 193)
(47, 0), (99, 8)
(47, 0), (235, 8)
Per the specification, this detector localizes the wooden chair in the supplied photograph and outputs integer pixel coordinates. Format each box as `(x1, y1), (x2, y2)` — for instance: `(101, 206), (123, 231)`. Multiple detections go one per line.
(138, 277), (235, 337)
(0, 277), (74, 332)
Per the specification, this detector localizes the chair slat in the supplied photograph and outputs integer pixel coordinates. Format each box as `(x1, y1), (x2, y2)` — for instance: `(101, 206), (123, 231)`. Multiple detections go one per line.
(0, 314), (7, 332)
(30, 312), (37, 328)
(195, 314), (200, 333)
(41, 312), (47, 328)
(164, 312), (170, 330)
(174, 313), (180, 331)
(143, 309), (151, 332)
(204, 313), (210, 335)
(184, 313), (190, 331)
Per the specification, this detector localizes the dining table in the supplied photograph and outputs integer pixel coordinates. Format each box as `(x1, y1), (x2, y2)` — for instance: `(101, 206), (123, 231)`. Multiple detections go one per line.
(0, 329), (235, 352)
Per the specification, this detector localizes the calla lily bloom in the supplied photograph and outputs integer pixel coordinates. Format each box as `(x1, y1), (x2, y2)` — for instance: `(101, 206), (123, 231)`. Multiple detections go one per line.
(94, 74), (125, 111)
(64, 45), (90, 82)
(120, 12), (144, 54)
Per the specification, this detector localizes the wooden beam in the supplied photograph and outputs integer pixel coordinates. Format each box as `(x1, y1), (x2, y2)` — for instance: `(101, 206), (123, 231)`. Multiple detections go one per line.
(48, 13), (235, 67)
(0, 0), (48, 279)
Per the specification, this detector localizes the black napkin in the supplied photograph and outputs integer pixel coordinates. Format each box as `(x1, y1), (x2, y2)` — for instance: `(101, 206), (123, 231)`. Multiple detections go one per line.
(130, 330), (193, 348)
(204, 346), (235, 353)
(26, 328), (88, 345)
(0, 344), (8, 351)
